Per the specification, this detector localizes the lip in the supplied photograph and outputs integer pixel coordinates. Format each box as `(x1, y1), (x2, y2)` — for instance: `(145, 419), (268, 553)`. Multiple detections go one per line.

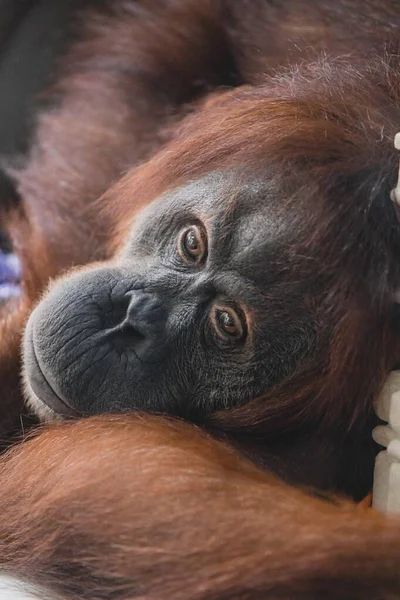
(25, 327), (81, 418)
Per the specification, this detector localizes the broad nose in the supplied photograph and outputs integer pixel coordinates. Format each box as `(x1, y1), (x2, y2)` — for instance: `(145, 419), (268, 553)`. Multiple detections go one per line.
(124, 290), (168, 337)
(106, 289), (168, 341)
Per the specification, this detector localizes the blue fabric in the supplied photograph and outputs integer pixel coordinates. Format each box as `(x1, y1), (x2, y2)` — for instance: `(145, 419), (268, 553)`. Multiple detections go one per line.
(0, 251), (21, 299)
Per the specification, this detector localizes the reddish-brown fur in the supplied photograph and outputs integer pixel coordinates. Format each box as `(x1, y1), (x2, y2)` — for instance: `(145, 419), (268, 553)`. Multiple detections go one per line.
(0, 0), (398, 488)
(1, 1), (400, 594)
(0, 414), (399, 600)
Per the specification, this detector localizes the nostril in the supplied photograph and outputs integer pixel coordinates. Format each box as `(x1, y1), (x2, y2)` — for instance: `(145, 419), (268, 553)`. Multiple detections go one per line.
(102, 289), (167, 351)
(102, 294), (131, 330)
(101, 291), (148, 354)
(103, 299), (146, 353)
(110, 321), (146, 354)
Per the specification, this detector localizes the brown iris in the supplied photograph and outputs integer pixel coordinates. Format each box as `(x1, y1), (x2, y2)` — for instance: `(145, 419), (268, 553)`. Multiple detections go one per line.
(212, 306), (246, 341)
(179, 225), (207, 264)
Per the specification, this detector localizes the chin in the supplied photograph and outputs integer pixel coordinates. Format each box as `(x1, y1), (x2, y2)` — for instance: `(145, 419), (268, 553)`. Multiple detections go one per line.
(22, 369), (61, 423)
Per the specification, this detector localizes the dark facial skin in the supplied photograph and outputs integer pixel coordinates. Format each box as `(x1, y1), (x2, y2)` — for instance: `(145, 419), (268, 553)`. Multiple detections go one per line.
(23, 171), (318, 420)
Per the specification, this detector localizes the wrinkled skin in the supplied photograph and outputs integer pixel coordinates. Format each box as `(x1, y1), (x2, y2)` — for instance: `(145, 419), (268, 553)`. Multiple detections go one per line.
(24, 172), (317, 420)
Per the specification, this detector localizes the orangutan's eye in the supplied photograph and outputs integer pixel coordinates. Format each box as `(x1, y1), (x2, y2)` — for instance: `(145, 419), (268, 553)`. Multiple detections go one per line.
(178, 225), (207, 264)
(211, 305), (247, 342)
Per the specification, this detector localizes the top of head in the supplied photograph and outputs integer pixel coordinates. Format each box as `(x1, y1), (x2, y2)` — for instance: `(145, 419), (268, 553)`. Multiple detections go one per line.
(23, 57), (400, 431)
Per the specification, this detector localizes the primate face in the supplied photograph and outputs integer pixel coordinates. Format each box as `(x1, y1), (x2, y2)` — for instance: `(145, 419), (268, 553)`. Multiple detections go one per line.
(23, 171), (319, 421)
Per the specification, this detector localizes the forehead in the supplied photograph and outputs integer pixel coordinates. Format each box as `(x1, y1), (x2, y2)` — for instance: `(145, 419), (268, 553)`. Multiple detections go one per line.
(125, 171), (314, 298)
(131, 170), (301, 246)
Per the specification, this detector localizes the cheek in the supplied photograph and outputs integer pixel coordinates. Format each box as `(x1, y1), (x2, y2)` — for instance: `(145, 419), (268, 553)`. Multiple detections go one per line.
(186, 347), (256, 413)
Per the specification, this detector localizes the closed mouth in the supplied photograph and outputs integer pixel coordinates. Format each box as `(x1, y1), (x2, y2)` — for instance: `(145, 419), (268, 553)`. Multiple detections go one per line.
(25, 331), (81, 418)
